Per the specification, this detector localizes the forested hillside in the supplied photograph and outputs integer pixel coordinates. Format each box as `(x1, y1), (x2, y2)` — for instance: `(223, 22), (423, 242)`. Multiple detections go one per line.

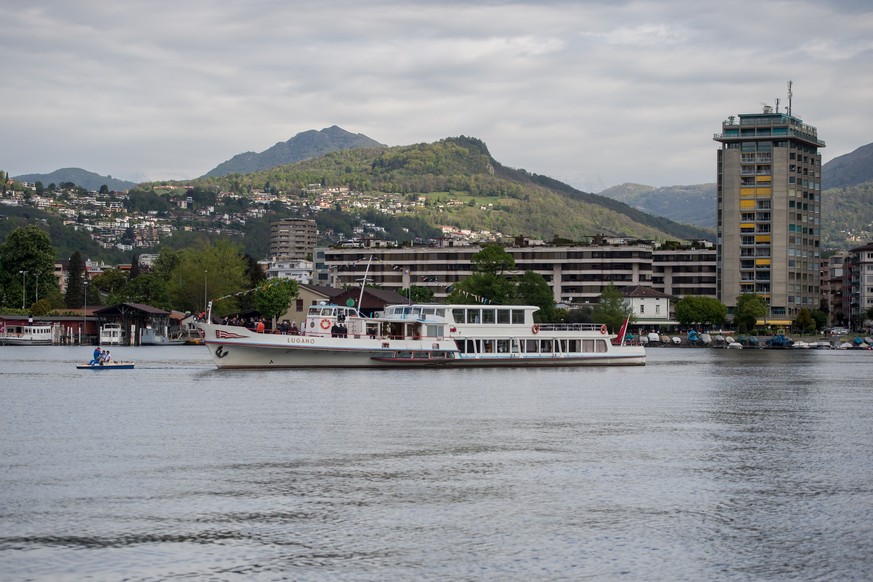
(822, 181), (873, 248)
(185, 137), (712, 243)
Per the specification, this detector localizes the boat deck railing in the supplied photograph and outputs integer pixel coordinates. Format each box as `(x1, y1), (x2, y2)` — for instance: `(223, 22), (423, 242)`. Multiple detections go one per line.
(537, 323), (604, 332)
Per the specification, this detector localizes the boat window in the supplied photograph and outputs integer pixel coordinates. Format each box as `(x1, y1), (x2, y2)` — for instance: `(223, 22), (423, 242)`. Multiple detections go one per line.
(497, 339), (510, 353)
(497, 310), (511, 324)
(435, 309), (445, 318)
(512, 309), (525, 324)
(511, 339), (520, 353)
(595, 340), (608, 353)
(482, 339), (495, 353)
(452, 308), (466, 323)
(541, 339), (553, 352)
(426, 324), (442, 337)
(482, 309), (495, 324)
(467, 309), (481, 324)
(568, 339), (580, 353)
(525, 339), (539, 353)
(583, 339), (595, 353)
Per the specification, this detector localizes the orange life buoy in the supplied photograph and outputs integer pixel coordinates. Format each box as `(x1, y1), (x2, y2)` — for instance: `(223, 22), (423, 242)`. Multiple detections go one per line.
(532, 324), (540, 334)
(600, 324), (607, 334)
(320, 318), (331, 330)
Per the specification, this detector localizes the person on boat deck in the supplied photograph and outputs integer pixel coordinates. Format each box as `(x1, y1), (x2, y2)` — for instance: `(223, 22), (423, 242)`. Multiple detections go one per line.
(102, 350), (111, 363)
(89, 347), (102, 366)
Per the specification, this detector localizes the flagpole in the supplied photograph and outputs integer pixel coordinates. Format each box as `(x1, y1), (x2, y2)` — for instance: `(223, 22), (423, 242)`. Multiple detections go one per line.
(357, 255), (373, 312)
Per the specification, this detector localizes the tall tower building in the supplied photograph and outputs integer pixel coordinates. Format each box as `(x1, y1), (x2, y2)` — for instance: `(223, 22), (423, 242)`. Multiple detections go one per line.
(269, 218), (318, 260)
(714, 95), (825, 321)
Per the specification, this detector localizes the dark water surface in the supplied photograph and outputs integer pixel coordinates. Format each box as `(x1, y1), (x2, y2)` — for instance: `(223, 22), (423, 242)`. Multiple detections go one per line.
(1, 346), (872, 581)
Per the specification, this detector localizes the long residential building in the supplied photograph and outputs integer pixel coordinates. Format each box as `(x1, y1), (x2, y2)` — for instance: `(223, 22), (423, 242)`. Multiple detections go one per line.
(322, 243), (717, 305)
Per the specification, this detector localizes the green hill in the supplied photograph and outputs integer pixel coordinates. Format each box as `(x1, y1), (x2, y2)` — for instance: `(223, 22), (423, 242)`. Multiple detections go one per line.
(12, 168), (137, 192)
(188, 136), (712, 244)
(822, 180), (873, 248)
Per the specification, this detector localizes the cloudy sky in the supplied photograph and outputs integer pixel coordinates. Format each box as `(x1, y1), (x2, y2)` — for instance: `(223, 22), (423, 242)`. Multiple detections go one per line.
(4, 0), (872, 192)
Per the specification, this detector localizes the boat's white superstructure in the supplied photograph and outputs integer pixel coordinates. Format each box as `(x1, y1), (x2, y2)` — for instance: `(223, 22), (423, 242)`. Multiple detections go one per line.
(100, 323), (125, 345)
(195, 302), (645, 369)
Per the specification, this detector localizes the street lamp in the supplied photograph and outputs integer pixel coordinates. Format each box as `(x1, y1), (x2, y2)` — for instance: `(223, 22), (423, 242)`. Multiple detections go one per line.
(19, 270), (27, 309)
(83, 279), (89, 345)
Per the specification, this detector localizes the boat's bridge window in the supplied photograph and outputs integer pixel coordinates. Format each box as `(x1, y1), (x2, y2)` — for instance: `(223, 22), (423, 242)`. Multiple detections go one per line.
(497, 310), (511, 324)
(482, 309), (495, 324)
(452, 308), (465, 323)
(512, 309), (525, 324)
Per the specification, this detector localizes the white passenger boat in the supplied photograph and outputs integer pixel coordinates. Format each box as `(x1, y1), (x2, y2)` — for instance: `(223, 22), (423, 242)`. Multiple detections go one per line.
(195, 302), (646, 369)
(0, 321), (55, 345)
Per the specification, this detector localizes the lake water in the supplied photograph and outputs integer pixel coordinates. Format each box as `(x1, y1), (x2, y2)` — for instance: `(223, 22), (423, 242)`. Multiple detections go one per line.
(1, 345), (872, 581)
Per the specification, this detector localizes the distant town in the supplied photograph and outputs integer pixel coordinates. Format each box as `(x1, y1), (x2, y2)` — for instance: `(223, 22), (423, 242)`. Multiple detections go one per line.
(1, 181), (505, 252)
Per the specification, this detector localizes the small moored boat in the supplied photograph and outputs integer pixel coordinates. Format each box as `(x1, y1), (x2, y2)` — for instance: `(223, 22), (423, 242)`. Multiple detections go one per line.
(0, 321), (55, 345)
(99, 323), (125, 345)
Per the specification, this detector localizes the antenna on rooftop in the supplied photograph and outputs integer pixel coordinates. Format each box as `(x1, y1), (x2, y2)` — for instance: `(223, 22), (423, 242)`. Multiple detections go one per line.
(775, 98), (780, 114)
(787, 80), (793, 117)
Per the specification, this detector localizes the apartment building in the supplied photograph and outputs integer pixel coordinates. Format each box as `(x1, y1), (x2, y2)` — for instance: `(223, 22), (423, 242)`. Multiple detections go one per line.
(846, 242), (873, 328)
(714, 103), (825, 321)
(269, 218), (318, 260)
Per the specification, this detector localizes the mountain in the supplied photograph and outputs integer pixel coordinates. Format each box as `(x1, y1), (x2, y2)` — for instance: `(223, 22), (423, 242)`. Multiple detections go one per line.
(822, 180), (873, 248)
(203, 125), (386, 178)
(186, 136), (713, 244)
(822, 142), (873, 190)
(598, 183), (716, 229)
(12, 168), (137, 192)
